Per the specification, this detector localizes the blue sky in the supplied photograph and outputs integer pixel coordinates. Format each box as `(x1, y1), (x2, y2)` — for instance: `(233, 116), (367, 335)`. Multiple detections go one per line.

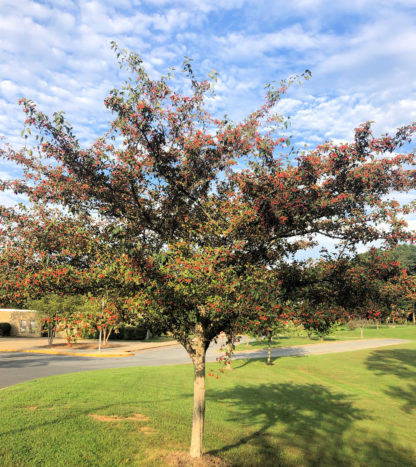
(1, 0), (416, 252)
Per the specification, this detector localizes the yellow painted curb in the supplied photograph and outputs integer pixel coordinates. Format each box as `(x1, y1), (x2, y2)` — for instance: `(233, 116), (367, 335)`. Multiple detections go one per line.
(0, 348), (133, 357)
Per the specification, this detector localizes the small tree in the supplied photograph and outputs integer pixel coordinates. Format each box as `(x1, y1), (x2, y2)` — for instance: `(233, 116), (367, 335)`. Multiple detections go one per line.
(1, 46), (416, 458)
(80, 295), (122, 349)
(28, 294), (86, 345)
(241, 269), (289, 365)
(298, 302), (343, 342)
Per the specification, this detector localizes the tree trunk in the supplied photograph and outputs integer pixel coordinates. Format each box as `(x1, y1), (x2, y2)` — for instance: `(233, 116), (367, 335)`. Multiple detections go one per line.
(225, 337), (233, 370)
(320, 335), (324, 343)
(47, 323), (55, 346)
(246, 335), (250, 347)
(360, 327), (364, 339)
(266, 331), (273, 365)
(103, 326), (113, 346)
(413, 311), (415, 325)
(190, 338), (206, 458)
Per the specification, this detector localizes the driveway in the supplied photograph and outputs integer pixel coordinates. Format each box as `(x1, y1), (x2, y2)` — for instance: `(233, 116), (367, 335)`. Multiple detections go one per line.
(0, 338), (409, 389)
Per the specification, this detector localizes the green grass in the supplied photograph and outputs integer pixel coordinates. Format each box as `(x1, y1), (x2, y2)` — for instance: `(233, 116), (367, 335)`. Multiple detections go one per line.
(233, 324), (416, 351)
(1, 327), (416, 466)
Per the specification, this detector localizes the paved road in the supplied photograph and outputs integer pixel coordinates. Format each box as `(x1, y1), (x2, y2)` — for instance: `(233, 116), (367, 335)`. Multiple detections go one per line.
(0, 338), (409, 389)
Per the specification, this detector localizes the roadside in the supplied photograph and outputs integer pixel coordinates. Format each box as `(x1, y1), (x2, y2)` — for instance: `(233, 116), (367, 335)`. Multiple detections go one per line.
(0, 336), (180, 357)
(0, 335), (411, 359)
(0, 337), (411, 389)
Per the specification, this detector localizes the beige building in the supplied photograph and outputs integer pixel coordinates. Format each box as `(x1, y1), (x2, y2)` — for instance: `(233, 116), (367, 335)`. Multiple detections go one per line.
(0, 309), (41, 337)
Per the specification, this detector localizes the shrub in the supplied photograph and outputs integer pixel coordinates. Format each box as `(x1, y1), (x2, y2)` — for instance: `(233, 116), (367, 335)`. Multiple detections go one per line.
(0, 322), (12, 336)
(347, 320), (358, 330)
(109, 325), (160, 340)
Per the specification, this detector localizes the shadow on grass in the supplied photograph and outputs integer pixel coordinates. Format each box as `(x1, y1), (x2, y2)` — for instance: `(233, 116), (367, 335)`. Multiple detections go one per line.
(386, 383), (416, 413)
(231, 354), (306, 369)
(366, 348), (416, 413)
(207, 382), (415, 466)
(365, 348), (416, 379)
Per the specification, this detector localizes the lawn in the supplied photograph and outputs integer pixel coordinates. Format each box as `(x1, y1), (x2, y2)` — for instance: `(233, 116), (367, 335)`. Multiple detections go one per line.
(1, 327), (416, 466)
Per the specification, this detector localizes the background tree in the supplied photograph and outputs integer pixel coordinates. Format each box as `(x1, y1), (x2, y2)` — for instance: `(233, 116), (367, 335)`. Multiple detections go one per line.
(28, 294), (87, 345)
(1, 46), (416, 458)
(241, 269), (289, 365)
(79, 295), (122, 349)
(397, 272), (416, 324)
(362, 244), (416, 275)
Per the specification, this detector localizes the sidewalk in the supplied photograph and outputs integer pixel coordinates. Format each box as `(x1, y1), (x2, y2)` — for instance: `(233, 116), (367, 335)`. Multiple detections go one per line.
(0, 336), (180, 357)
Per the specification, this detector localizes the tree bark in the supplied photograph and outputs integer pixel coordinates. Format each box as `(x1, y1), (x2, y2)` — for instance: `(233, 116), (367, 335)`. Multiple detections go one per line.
(189, 337), (206, 458)
(266, 330), (273, 365)
(413, 311), (415, 325)
(360, 327), (364, 338)
(225, 336), (233, 370)
(47, 323), (55, 346)
(103, 326), (113, 346)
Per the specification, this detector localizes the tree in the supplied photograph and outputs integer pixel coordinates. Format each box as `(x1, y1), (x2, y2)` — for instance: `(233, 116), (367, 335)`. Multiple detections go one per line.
(78, 295), (123, 349)
(241, 268), (290, 365)
(360, 245), (416, 324)
(363, 244), (416, 275)
(397, 272), (416, 324)
(28, 294), (96, 345)
(1, 45), (416, 458)
(28, 294), (75, 345)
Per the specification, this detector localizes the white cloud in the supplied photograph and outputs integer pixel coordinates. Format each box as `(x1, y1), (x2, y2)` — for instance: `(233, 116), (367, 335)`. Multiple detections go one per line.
(0, 190), (29, 208)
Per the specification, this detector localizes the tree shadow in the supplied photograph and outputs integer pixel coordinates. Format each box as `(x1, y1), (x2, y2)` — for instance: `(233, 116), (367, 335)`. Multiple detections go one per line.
(365, 348), (416, 379)
(0, 353), (52, 368)
(0, 353), (105, 369)
(207, 382), (415, 466)
(386, 383), (416, 413)
(366, 348), (416, 414)
(231, 354), (306, 369)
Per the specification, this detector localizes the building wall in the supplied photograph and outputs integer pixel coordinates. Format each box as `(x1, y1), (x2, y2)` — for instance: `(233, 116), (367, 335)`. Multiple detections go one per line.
(0, 309), (40, 337)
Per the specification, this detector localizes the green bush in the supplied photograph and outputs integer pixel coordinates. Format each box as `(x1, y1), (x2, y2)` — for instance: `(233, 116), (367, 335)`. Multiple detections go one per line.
(109, 325), (158, 340)
(122, 326), (147, 340)
(0, 322), (11, 336)
(81, 324), (162, 341)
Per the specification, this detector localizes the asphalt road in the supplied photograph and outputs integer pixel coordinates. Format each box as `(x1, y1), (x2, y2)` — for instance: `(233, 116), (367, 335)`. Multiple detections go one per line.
(0, 338), (409, 389)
